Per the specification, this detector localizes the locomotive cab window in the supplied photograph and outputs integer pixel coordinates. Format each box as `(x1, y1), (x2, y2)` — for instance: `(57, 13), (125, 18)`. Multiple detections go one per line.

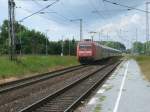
(79, 45), (92, 50)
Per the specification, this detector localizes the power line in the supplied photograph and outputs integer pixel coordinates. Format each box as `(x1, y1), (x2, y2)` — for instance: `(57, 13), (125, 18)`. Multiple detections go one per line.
(92, 9), (131, 13)
(59, 1), (77, 18)
(16, 0), (56, 1)
(103, 0), (150, 13)
(145, 2), (150, 55)
(17, 7), (57, 23)
(30, 0), (72, 22)
(40, 11), (71, 21)
(32, 0), (43, 7)
(55, 13), (71, 21)
(88, 0), (106, 19)
(31, 0), (55, 9)
(18, 0), (82, 29)
(17, 6), (72, 26)
(19, 0), (59, 22)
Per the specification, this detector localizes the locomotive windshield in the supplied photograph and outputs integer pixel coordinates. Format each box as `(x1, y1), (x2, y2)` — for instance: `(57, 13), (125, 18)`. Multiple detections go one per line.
(79, 44), (92, 50)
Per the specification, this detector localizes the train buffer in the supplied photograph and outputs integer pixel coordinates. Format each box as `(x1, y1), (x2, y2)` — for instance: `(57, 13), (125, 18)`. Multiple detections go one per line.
(75, 59), (150, 112)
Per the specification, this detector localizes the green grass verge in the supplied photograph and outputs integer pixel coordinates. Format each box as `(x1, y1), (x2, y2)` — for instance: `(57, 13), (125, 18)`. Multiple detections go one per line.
(0, 55), (79, 78)
(132, 55), (150, 81)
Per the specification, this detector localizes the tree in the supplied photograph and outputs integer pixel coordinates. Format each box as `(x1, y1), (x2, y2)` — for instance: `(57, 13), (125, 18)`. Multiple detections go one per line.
(132, 42), (144, 54)
(63, 38), (77, 56)
(0, 20), (9, 54)
(0, 20), (48, 55)
(0, 20), (78, 56)
(143, 41), (150, 55)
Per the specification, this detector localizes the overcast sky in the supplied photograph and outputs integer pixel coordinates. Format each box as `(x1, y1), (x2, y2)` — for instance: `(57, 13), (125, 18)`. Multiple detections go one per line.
(0, 0), (148, 48)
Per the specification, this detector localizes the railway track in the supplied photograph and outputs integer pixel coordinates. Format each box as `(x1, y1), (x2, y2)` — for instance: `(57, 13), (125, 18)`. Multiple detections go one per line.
(0, 64), (100, 112)
(0, 65), (84, 94)
(19, 61), (120, 112)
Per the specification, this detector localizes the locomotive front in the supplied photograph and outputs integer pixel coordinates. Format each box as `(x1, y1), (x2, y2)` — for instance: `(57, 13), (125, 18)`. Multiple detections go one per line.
(77, 41), (95, 63)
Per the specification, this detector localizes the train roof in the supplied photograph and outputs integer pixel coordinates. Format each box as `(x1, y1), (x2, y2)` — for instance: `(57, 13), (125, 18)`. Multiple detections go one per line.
(100, 44), (121, 52)
(78, 40), (121, 52)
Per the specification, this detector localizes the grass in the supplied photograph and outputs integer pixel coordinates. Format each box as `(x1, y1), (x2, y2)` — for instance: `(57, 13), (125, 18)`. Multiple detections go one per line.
(93, 95), (106, 112)
(133, 55), (150, 81)
(94, 105), (101, 112)
(0, 55), (79, 79)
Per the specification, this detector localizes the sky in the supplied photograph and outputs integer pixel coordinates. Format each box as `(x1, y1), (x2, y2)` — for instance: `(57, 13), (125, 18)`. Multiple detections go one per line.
(0, 0), (148, 48)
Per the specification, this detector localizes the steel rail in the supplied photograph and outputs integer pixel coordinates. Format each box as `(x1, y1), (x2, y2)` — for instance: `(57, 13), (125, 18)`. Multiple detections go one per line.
(64, 61), (121, 112)
(0, 65), (85, 94)
(19, 61), (120, 112)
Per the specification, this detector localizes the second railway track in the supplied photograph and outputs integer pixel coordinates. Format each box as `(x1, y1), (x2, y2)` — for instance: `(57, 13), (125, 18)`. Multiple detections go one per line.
(0, 65), (84, 94)
(0, 63), (102, 112)
(19, 61), (120, 112)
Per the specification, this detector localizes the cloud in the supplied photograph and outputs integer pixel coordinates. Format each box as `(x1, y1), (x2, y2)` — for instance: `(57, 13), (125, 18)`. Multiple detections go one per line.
(88, 11), (146, 49)
(97, 13), (143, 33)
(0, 0), (146, 47)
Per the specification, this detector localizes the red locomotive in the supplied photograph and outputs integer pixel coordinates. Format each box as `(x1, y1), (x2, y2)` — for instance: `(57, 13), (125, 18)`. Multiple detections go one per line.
(77, 39), (121, 63)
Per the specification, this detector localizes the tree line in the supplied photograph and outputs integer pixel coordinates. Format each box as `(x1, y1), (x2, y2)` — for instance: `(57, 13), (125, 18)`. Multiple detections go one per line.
(0, 20), (126, 56)
(131, 41), (150, 55)
(0, 20), (77, 56)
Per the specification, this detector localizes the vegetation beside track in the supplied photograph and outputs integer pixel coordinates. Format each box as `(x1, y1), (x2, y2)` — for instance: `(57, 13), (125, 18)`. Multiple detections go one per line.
(0, 55), (79, 79)
(133, 56), (150, 81)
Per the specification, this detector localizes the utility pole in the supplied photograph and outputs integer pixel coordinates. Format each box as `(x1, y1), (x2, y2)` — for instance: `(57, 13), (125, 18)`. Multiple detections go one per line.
(45, 29), (49, 55)
(19, 24), (22, 55)
(107, 32), (109, 41)
(61, 36), (64, 56)
(68, 38), (70, 56)
(89, 31), (97, 41)
(98, 31), (101, 42)
(8, 0), (16, 60)
(146, 2), (150, 54)
(136, 28), (138, 42)
(70, 19), (83, 41)
(80, 19), (82, 41)
(98, 30), (103, 42)
(134, 28), (138, 54)
(18, 21), (22, 56)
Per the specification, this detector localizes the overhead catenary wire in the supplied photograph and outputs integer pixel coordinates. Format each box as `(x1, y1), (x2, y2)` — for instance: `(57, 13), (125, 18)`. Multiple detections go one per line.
(16, 5), (74, 28)
(31, 0), (74, 22)
(87, 0), (106, 19)
(32, 0), (43, 7)
(16, 7), (57, 23)
(19, 7), (70, 25)
(59, 1), (77, 19)
(16, 0), (56, 1)
(19, 0), (59, 22)
(19, 5), (71, 21)
(31, 0), (57, 9)
(92, 9), (131, 13)
(103, 0), (150, 13)
(103, 0), (150, 51)
(54, 13), (71, 21)
(115, 29), (133, 49)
